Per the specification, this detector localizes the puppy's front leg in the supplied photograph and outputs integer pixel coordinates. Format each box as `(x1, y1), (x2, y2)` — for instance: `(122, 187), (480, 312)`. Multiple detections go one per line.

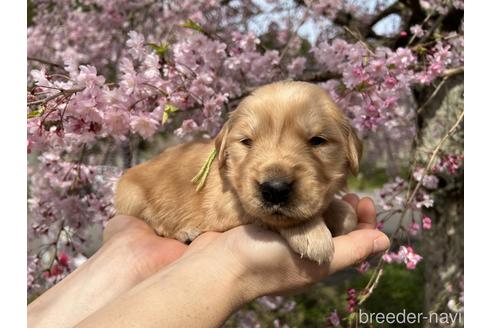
(279, 218), (334, 264)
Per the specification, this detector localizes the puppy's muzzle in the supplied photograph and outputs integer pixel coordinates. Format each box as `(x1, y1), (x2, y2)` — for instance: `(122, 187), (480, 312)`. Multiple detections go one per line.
(259, 179), (293, 206)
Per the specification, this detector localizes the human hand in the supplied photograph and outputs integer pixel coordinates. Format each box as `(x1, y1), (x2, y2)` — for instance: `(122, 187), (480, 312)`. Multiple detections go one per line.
(102, 215), (188, 282)
(70, 193), (389, 328)
(101, 193), (388, 295)
(181, 193), (390, 299)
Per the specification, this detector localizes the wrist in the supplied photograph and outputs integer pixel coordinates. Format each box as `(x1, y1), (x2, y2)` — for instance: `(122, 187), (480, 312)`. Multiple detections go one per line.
(192, 246), (260, 305)
(171, 248), (256, 310)
(98, 235), (146, 284)
(76, 247), (260, 328)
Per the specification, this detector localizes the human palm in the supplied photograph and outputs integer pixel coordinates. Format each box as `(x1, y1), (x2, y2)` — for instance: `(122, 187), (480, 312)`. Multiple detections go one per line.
(103, 193), (387, 288)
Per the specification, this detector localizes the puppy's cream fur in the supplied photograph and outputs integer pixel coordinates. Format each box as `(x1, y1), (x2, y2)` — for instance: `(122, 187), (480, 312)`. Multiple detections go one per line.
(115, 81), (362, 263)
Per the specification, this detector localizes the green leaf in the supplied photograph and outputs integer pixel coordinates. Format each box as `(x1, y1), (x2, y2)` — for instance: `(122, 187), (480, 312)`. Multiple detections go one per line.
(415, 45), (427, 55)
(180, 19), (205, 33)
(161, 104), (179, 125)
(28, 105), (45, 119)
(355, 81), (369, 92)
(161, 111), (169, 125)
(164, 104), (178, 113)
(387, 63), (397, 70)
(336, 82), (347, 94)
(146, 42), (170, 57)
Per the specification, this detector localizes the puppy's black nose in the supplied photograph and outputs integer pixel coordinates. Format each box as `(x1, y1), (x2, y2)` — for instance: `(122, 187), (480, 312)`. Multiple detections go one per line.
(260, 180), (292, 205)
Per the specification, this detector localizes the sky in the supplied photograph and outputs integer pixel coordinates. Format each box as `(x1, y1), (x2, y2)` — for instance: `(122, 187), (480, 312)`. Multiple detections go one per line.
(246, 0), (400, 44)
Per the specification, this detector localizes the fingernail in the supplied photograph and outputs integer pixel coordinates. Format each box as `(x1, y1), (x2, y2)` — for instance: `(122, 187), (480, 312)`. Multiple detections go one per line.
(373, 235), (390, 253)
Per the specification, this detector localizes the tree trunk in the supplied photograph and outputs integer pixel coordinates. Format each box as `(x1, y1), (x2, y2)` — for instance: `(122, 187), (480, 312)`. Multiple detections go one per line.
(415, 74), (464, 327)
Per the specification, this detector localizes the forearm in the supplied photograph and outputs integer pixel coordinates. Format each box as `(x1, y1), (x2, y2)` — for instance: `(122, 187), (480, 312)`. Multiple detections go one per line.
(75, 251), (254, 328)
(27, 240), (143, 328)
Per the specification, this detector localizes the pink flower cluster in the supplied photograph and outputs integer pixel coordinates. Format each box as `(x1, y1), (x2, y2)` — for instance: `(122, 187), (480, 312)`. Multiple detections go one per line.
(327, 310), (341, 326)
(357, 261), (370, 273)
(257, 296), (296, 313)
(346, 288), (358, 313)
(42, 252), (70, 281)
(28, 152), (119, 291)
(408, 216), (432, 236)
(378, 169), (436, 211)
(413, 167), (439, 189)
(410, 25), (425, 38)
(378, 177), (407, 210)
(311, 35), (461, 135)
(382, 246), (423, 270)
(313, 41), (415, 132)
(27, 255), (39, 292)
(414, 42), (456, 84)
(28, 27), (295, 154)
(422, 216), (432, 230)
(434, 154), (464, 175)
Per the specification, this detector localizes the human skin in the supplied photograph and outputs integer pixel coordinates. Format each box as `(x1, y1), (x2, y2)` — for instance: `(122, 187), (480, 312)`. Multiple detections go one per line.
(27, 194), (389, 328)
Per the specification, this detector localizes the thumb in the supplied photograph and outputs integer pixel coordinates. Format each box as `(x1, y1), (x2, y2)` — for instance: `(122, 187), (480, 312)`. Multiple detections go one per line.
(328, 229), (390, 274)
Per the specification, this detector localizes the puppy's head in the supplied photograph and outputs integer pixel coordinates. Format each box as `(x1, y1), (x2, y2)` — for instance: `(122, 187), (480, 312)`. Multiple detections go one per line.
(215, 81), (362, 228)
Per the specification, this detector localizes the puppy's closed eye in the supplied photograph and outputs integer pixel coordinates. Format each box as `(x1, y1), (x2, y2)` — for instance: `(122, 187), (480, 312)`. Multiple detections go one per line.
(240, 138), (253, 147)
(308, 136), (328, 146)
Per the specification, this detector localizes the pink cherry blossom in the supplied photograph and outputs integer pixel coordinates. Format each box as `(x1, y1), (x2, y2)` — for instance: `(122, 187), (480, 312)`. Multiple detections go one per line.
(126, 31), (146, 61)
(422, 216), (432, 230)
(409, 222), (420, 236)
(410, 25), (425, 38)
(130, 115), (159, 140)
(398, 246), (423, 270)
(357, 261), (370, 273)
(382, 246), (423, 270)
(287, 57), (307, 77)
(327, 310), (341, 326)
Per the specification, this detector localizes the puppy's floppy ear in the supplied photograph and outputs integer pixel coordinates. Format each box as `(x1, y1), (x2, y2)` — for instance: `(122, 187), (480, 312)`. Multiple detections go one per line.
(345, 122), (363, 176)
(214, 121), (230, 167)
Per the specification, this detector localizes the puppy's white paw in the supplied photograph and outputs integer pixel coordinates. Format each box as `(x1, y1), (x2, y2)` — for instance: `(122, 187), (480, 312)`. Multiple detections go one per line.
(280, 218), (334, 264)
(290, 232), (334, 264)
(176, 227), (203, 243)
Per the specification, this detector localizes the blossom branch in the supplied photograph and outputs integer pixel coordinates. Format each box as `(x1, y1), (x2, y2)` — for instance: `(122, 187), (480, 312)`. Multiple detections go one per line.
(356, 109), (464, 313)
(278, 10), (309, 63)
(27, 87), (85, 107)
(27, 56), (63, 68)
(416, 77), (448, 114)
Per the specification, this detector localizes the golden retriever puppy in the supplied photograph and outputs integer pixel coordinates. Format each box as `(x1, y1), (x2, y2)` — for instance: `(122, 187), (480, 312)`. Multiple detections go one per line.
(115, 81), (362, 264)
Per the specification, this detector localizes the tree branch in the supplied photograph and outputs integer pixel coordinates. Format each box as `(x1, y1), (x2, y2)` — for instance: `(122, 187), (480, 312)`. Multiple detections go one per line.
(443, 66), (464, 77)
(27, 87), (85, 107)
(368, 1), (405, 30)
(28, 56), (63, 68)
(419, 14), (445, 44)
(357, 109), (464, 312)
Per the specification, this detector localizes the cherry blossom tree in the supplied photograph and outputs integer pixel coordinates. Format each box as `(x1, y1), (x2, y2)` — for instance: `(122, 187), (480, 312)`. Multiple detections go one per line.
(27, 0), (463, 326)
